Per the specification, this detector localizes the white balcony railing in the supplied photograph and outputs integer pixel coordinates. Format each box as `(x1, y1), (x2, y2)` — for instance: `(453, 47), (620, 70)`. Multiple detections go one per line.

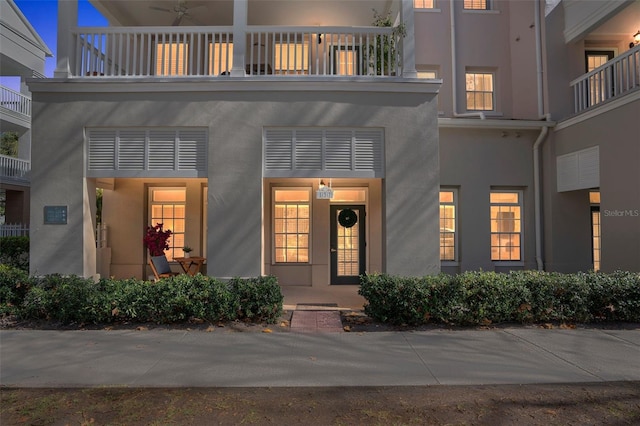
(0, 154), (30, 182)
(71, 25), (402, 78)
(571, 45), (640, 114)
(0, 85), (31, 118)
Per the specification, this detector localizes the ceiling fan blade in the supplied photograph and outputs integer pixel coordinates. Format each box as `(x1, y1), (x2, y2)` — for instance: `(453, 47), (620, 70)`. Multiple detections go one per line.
(184, 14), (204, 26)
(172, 15), (183, 26)
(149, 6), (172, 12)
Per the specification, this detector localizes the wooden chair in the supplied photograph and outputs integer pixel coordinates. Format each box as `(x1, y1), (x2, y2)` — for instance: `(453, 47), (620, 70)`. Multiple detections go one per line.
(148, 255), (180, 281)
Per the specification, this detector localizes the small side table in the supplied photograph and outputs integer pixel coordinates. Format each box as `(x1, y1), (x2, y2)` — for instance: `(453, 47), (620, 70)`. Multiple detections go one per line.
(173, 256), (206, 276)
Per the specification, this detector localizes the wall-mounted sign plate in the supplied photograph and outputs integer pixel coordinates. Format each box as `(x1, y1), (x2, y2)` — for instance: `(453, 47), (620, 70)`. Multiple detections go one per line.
(44, 206), (68, 224)
(316, 188), (334, 199)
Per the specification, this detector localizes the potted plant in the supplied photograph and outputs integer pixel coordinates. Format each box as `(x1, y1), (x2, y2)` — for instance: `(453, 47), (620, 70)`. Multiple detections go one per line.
(182, 246), (193, 258)
(369, 9), (406, 76)
(143, 223), (172, 257)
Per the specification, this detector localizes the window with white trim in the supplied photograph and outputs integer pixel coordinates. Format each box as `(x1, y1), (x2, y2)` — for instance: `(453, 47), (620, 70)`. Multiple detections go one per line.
(417, 69), (437, 79)
(150, 187), (186, 261)
(273, 189), (310, 263)
(210, 41), (234, 75)
(590, 190), (601, 271)
(464, 0), (489, 10)
(490, 191), (522, 261)
(414, 0), (435, 8)
(440, 189), (457, 261)
(156, 41), (188, 76)
(274, 41), (310, 75)
(466, 71), (495, 111)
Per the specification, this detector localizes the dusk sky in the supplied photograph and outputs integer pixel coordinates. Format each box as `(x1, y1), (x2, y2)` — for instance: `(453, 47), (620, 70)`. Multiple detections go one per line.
(11, 0), (108, 78)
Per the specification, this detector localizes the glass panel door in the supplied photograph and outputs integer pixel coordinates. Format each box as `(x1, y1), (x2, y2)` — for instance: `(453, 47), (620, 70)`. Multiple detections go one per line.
(330, 205), (366, 285)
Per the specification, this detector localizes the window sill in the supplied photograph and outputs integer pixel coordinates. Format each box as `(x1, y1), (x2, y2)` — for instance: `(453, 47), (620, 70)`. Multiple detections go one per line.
(415, 8), (442, 13)
(493, 261), (524, 267)
(462, 10), (501, 15)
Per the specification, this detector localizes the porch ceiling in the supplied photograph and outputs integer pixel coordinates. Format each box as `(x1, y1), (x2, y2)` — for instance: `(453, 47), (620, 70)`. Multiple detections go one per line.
(90, 0), (397, 27)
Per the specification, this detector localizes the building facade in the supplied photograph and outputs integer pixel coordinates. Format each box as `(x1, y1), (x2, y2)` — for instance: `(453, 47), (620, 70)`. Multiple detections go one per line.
(0, 0), (51, 231)
(27, 0), (639, 288)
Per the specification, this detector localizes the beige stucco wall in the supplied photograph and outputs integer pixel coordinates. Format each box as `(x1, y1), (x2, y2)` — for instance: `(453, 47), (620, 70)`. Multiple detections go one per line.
(29, 81), (440, 281)
(544, 98), (640, 273)
(414, 0), (540, 120)
(439, 127), (538, 272)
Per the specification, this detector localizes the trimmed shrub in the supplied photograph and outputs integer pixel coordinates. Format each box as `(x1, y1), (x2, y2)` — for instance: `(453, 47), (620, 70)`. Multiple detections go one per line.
(9, 271), (283, 325)
(359, 270), (640, 326)
(0, 264), (31, 315)
(229, 275), (283, 323)
(0, 236), (29, 271)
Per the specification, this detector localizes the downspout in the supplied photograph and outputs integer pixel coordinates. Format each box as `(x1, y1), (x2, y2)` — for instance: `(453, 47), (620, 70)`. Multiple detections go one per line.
(533, 0), (550, 270)
(533, 118), (549, 271)
(450, 0), (485, 119)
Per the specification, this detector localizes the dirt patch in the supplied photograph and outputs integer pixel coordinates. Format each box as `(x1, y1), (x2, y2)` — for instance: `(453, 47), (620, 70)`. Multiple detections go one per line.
(2, 383), (639, 425)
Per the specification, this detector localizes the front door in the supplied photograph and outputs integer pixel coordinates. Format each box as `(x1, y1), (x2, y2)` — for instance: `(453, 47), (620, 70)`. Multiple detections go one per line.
(330, 205), (366, 285)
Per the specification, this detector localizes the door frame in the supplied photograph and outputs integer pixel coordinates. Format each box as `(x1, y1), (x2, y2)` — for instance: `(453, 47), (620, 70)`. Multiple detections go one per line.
(330, 204), (366, 285)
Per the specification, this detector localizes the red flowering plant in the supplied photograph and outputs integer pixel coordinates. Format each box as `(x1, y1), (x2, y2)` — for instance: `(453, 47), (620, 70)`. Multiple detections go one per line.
(143, 223), (172, 256)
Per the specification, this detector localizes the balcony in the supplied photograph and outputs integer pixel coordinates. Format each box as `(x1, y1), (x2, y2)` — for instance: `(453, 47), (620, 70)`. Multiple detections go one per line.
(71, 25), (404, 79)
(0, 154), (30, 186)
(0, 85), (31, 131)
(571, 44), (640, 114)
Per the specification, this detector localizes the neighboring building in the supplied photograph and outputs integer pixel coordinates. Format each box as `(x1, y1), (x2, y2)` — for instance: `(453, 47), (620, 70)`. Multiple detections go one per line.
(0, 0), (51, 231)
(27, 0), (638, 287)
(543, 0), (639, 273)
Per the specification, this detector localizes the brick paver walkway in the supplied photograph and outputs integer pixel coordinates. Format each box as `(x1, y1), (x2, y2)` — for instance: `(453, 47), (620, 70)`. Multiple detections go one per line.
(290, 310), (344, 333)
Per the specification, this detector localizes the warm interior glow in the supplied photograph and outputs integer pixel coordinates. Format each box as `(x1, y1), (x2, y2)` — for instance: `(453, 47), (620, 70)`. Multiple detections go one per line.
(589, 191), (601, 204)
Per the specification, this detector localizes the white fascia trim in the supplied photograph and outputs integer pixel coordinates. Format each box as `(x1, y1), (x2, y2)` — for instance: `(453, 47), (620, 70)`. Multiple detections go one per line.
(438, 118), (556, 130)
(555, 90), (640, 131)
(26, 78), (443, 95)
(563, 0), (631, 44)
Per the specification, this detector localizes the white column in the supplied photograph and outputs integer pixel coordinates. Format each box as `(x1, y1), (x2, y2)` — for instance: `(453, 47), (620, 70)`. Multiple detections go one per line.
(231, 0), (248, 76)
(54, 0), (78, 77)
(401, 0), (417, 78)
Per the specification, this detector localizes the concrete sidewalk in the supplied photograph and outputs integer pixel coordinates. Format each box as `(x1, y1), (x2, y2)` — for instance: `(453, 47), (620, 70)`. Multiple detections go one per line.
(1, 327), (639, 388)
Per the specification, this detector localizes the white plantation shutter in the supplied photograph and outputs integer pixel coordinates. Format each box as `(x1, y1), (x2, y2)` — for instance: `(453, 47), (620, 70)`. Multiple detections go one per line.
(264, 129), (293, 171)
(325, 130), (353, 171)
(178, 130), (207, 170)
(295, 130), (323, 170)
(87, 128), (207, 177)
(264, 128), (384, 178)
(88, 130), (116, 170)
(557, 146), (600, 192)
(118, 130), (146, 170)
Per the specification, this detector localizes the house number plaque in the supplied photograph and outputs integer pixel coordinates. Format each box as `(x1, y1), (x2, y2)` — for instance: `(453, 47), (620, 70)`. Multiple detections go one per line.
(44, 206), (68, 224)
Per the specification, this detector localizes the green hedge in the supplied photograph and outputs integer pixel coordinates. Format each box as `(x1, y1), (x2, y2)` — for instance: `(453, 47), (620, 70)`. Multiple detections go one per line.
(0, 236), (29, 271)
(359, 270), (640, 326)
(1, 267), (283, 325)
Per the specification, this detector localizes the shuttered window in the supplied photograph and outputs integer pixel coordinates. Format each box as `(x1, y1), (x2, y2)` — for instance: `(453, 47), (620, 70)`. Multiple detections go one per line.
(87, 128), (207, 178)
(264, 128), (384, 178)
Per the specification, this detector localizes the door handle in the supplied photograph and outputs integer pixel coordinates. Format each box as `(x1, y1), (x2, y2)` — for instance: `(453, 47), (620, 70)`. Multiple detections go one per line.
(330, 248), (337, 253)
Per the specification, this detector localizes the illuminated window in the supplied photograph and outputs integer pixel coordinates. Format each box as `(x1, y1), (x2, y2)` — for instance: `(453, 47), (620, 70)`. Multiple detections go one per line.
(440, 190), (457, 261)
(273, 189), (310, 263)
(156, 42), (188, 76)
(417, 70), (437, 79)
(210, 41), (234, 75)
(590, 190), (601, 271)
(490, 191), (522, 261)
(585, 51), (614, 107)
(466, 71), (495, 111)
(274, 42), (310, 75)
(464, 0), (489, 10)
(150, 188), (186, 261)
(333, 46), (360, 76)
(414, 0), (435, 8)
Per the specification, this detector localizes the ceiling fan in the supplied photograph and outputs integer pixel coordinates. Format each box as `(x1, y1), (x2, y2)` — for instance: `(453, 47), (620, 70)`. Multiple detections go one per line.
(149, 1), (206, 26)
